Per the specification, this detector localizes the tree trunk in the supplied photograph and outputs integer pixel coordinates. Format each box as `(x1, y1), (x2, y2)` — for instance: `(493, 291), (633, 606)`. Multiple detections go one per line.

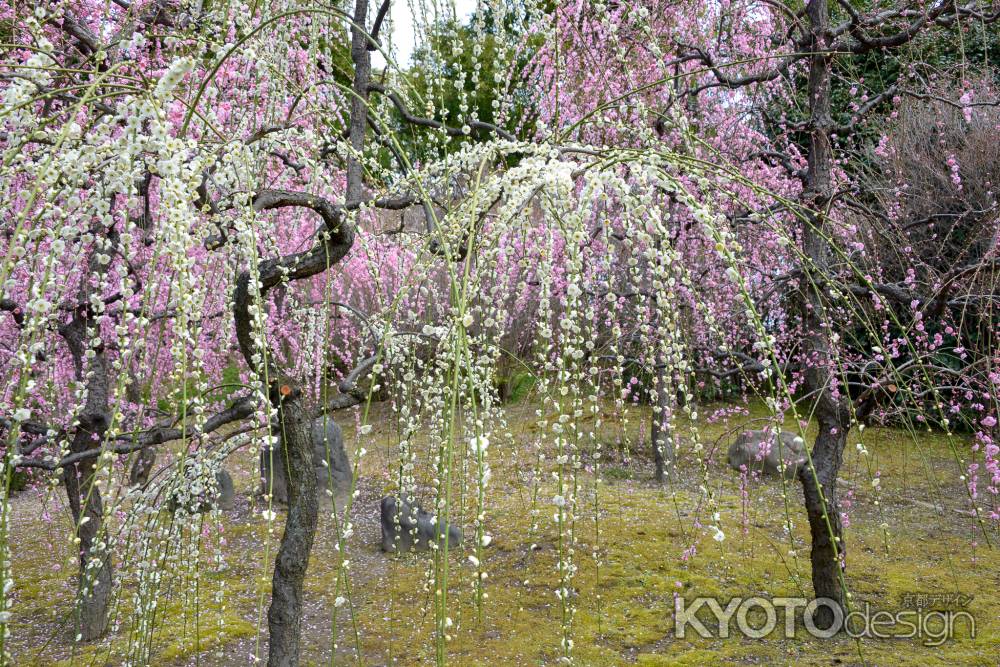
(799, 419), (847, 628)
(62, 350), (112, 640)
(60, 313), (113, 641)
(346, 0), (371, 206)
(245, 2), (369, 660)
(266, 389), (318, 667)
(64, 442), (113, 641)
(798, 0), (852, 629)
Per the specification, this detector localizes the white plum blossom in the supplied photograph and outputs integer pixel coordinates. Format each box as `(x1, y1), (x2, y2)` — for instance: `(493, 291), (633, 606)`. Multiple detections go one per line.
(153, 57), (195, 99)
(469, 436), (490, 454)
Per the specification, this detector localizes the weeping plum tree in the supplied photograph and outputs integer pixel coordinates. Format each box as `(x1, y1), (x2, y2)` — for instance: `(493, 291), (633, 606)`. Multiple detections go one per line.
(677, 0), (999, 624)
(0, 0), (524, 662)
(1, 0), (998, 665)
(536, 0), (999, 627)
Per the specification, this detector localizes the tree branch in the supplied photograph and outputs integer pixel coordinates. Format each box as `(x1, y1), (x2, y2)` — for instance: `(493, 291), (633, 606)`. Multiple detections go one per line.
(15, 395), (257, 470)
(368, 83), (516, 141)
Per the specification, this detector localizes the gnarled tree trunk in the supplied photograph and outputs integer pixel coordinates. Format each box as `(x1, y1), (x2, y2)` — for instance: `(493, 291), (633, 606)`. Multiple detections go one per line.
(798, 0), (851, 629)
(60, 316), (112, 641)
(265, 388), (317, 667)
(64, 438), (113, 641)
(799, 418), (847, 628)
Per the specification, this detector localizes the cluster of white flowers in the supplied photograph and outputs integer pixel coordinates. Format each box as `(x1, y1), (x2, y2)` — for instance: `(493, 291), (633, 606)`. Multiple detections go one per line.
(468, 435), (489, 455)
(153, 57), (195, 100)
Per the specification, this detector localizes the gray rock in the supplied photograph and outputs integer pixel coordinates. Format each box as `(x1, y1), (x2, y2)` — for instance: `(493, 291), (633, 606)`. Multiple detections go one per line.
(727, 430), (807, 480)
(380, 496), (463, 553)
(216, 468), (236, 510)
(259, 443), (289, 505)
(261, 417), (352, 504)
(313, 418), (353, 494)
(129, 448), (158, 487)
(168, 467), (235, 514)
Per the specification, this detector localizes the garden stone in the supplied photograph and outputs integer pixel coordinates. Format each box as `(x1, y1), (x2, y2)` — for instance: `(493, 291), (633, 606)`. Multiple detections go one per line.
(380, 496), (463, 553)
(727, 430), (807, 480)
(168, 467), (236, 514)
(313, 418), (353, 495)
(129, 448), (158, 487)
(261, 417), (352, 504)
(216, 468), (236, 510)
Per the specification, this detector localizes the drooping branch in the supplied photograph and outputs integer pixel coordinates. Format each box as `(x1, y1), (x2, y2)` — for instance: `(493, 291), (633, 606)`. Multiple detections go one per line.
(318, 354), (378, 412)
(232, 190), (353, 375)
(15, 396), (257, 470)
(368, 83), (516, 141)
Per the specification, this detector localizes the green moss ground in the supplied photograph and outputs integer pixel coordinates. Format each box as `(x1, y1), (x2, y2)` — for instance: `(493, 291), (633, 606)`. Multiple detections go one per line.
(6, 401), (998, 665)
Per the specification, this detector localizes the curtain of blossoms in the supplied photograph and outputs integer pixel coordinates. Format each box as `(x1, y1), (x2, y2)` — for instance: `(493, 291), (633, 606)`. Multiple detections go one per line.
(533, 0), (999, 632)
(1, 0), (998, 666)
